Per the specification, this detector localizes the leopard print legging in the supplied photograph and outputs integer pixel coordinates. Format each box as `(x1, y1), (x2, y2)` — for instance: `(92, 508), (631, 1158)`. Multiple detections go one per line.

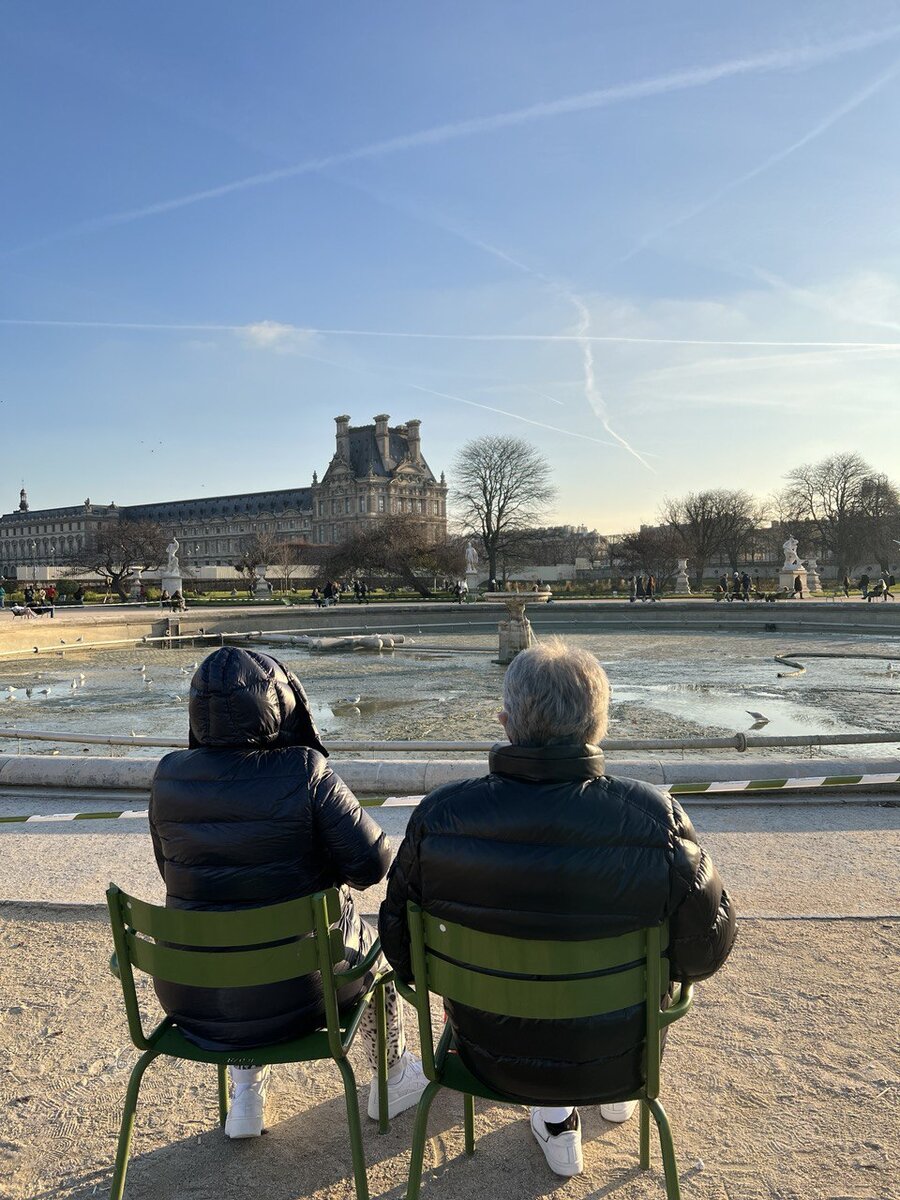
(356, 980), (405, 1072)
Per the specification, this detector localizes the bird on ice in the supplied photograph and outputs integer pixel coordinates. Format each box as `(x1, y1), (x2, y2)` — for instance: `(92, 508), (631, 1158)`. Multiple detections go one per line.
(333, 695), (362, 706)
(746, 710), (769, 727)
(134, 665), (146, 673)
(70, 679), (79, 690)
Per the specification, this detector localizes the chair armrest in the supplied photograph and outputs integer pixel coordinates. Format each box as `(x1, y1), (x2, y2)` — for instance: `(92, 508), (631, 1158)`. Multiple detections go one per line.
(109, 952), (121, 980)
(660, 982), (694, 1027)
(393, 976), (418, 1006)
(334, 935), (387, 984)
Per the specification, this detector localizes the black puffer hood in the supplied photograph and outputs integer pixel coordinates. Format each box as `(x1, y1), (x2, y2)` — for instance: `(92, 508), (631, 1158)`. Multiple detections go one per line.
(187, 647), (327, 754)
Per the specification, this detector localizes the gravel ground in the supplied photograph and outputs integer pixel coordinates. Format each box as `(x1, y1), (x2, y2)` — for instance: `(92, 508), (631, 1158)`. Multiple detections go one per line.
(1, 909), (898, 1200)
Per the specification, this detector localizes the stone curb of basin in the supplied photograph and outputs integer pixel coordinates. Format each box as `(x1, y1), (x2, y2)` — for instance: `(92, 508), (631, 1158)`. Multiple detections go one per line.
(2, 753), (899, 796)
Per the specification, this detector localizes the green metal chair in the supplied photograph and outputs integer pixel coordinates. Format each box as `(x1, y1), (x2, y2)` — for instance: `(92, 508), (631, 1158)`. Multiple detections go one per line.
(395, 904), (694, 1199)
(105, 884), (390, 1200)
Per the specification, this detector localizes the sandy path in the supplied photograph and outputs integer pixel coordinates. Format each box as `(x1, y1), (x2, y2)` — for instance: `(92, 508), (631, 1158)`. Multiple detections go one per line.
(1, 908), (898, 1200)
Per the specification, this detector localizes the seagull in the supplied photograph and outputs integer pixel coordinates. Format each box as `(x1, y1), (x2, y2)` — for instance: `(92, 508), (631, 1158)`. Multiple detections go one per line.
(79, 673), (86, 682)
(38, 688), (51, 695)
(59, 639), (66, 645)
(25, 687), (32, 698)
(333, 695), (362, 707)
(70, 679), (78, 690)
(170, 694), (183, 702)
(75, 636), (83, 643)
(134, 665), (146, 673)
(746, 710), (769, 727)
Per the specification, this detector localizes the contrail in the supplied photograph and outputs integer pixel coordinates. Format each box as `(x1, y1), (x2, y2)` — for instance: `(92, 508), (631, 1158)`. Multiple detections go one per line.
(3, 316), (900, 349)
(620, 57), (900, 262)
(5, 22), (900, 257)
(404, 383), (624, 449)
(750, 264), (900, 335)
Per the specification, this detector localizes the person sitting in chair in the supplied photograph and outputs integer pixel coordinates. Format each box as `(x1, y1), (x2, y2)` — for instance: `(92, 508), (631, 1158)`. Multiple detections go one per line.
(379, 638), (736, 1178)
(149, 647), (426, 1140)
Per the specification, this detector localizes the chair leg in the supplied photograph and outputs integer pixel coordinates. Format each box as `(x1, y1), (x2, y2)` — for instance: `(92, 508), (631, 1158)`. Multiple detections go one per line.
(406, 1080), (442, 1200)
(646, 1097), (681, 1200)
(463, 1093), (475, 1156)
(335, 1057), (370, 1200)
(639, 1099), (650, 1169)
(217, 1064), (229, 1127)
(109, 1049), (157, 1200)
(376, 983), (389, 1134)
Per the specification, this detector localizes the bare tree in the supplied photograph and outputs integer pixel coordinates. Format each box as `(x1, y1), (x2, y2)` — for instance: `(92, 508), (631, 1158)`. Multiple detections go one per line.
(611, 526), (681, 588)
(452, 436), (556, 580)
(319, 517), (464, 597)
(781, 453), (877, 575)
(233, 531), (280, 595)
(659, 489), (755, 585)
(68, 518), (168, 600)
(856, 473), (900, 570)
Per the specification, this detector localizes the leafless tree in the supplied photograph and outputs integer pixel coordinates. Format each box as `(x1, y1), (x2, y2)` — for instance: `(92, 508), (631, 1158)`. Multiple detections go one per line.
(856, 473), (900, 570)
(781, 453), (879, 575)
(611, 526), (681, 588)
(319, 517), (464, 597)
(452, 436), (556, 580)
(233, 531), (280, 594)
(68, 518), (168, 600)
(659, 489), (756, 584)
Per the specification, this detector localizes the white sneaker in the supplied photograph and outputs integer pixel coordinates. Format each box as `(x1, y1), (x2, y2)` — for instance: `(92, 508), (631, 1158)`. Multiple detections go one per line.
(225, 1069), (270, 1139)
(367, 1051), (429, 1120)
(601, 1100), (638, 1123)
(529, 1108), (584, 1177)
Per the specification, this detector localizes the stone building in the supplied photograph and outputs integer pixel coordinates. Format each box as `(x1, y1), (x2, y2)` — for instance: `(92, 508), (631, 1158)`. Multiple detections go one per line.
(0, 415), (447, 577)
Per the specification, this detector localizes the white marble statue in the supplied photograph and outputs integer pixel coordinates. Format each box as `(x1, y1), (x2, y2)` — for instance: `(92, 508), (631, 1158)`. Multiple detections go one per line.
(782, 535), (801, 569)
(165, 537), (180, 574)
(465, 541), (479, 572)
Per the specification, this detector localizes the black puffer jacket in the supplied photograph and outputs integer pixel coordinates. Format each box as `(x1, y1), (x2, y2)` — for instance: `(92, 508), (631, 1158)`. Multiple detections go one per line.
(379, 743), (736, 1104)
(149, 648), (391, 1050)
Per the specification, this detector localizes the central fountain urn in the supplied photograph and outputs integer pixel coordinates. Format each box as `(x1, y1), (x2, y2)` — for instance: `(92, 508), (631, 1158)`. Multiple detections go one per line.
(485, 588), (552, 664)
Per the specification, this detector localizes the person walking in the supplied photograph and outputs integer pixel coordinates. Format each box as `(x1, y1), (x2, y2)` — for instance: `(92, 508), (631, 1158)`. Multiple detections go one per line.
(740, 572), (751, 602)
(842, 575), (851, 598)
(645, 574), (655, 602)
(859, 572), (870, 599)
(635, 575), (645, 602)
(0, 583), (5, 608)
(149, 648), (428, 1140)
(627, 575), (637, 603)
(793, 576), (804, 599)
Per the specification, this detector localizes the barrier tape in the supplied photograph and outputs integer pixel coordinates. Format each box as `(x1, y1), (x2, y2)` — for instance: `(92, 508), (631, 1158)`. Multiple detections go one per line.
(2, 772), (898, 824)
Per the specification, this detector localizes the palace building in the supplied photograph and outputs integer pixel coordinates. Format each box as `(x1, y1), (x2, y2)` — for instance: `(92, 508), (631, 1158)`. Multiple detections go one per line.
(0, 414), (447, 576)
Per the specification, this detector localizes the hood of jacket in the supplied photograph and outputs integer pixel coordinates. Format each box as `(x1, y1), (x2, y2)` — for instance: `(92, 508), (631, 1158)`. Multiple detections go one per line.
(187, 646), (327, 754)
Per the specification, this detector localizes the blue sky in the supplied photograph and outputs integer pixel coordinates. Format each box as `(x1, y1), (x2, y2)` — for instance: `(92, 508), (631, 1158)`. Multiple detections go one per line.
(3, 2), (900, 531)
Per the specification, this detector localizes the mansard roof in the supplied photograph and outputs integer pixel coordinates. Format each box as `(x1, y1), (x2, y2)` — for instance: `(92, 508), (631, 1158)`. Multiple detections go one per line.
(1, 487), (313, 525)
(328, 425), (438, 483)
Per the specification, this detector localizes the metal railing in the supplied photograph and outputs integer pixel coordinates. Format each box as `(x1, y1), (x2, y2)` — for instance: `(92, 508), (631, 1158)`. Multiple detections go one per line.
(0, 726), (897, 754)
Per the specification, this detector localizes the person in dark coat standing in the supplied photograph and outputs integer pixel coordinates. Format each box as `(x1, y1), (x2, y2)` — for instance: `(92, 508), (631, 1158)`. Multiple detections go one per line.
(379, 639), (736, 1179)
(149, 647), (426, 1139)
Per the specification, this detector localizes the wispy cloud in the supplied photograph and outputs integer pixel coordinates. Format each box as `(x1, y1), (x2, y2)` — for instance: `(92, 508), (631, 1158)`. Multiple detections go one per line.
(2, 315), (900, 350)
(5, 21), (900, 257)
(620, 57), (900, 262)
(749, 266), (900, 335)
(238, 319), (318, 350)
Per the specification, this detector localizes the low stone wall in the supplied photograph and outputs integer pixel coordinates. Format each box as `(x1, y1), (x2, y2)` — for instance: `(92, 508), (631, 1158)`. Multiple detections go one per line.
(2, 752), (898, 797)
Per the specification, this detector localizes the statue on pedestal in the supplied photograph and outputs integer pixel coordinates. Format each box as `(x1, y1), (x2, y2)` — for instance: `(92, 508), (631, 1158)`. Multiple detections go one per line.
(782, 536), (801, 570)
(165, 537), (180, 575)
(675, 558), (691, 594)
(465, 542), (479, 573)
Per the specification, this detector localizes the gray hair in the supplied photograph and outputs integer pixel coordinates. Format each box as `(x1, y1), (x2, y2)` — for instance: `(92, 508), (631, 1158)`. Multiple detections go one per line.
(502, 638), (610, 747)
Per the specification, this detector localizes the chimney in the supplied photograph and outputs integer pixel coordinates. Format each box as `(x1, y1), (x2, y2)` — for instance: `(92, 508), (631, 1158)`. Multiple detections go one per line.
(374, 413), (391, 467)
(406, 419), (421, 461)
(334, 414), (351, 460)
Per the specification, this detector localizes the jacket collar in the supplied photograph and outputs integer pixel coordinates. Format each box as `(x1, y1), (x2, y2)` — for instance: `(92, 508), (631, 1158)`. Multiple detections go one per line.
(489, 742), (606, 783)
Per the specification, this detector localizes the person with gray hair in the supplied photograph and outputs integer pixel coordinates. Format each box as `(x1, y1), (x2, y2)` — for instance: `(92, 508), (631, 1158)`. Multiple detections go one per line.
(380, 638), (736, 1179)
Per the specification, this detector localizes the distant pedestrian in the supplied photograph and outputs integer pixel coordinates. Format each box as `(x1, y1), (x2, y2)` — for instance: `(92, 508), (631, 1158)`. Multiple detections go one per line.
(636, 575), (645, 602)
(0, 584), (5, 608)
(628, 575), (637, 603)
(645, 574), (655, 601)
(740, 572), (751, 602)
(842, 575), (851, 598)
(793, 576), (804, 599)
(859, 573), (870, 599)
(74, 585), (85, 606)
(310, 586), (322, 607)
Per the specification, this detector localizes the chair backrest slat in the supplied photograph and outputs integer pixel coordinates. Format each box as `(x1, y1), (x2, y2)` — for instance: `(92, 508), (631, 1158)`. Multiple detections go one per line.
(422, 912), (667, 974)
(125, 926), (343, 987)
(119, 891), (338, 946)
(426, 954), (665, 1019)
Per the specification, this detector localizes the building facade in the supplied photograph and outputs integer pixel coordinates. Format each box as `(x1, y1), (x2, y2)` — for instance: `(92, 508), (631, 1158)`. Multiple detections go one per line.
(0, 414), (447, 577)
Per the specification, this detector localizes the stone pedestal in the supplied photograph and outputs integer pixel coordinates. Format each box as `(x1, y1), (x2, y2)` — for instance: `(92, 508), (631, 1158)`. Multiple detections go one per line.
(465, 569), (478, 603)
(674, 559), (691, 595)
(254, 575), (272, 599)
(804, 559), (823, 593)
(487, 589), (552, 664)
(779, 567), (808, 597)
(129, 570), (143, 602)
(160, 571), (182, 599)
